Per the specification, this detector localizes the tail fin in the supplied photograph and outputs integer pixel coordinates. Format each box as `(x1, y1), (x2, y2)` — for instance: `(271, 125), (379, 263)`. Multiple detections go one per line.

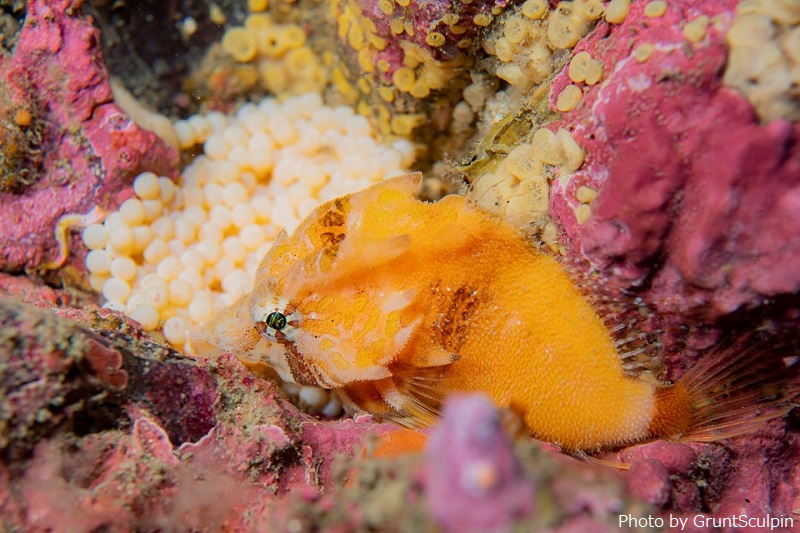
(672, 337), (800, 442)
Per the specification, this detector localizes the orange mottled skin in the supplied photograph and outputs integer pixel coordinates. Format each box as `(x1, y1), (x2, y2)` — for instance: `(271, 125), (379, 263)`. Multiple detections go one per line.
(190, 174), (705, 451)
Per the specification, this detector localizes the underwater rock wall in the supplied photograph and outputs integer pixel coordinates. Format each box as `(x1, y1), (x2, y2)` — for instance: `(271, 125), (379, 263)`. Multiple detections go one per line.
(0, 0), (178, 272)
(549, 0), (800, 323)
(0, 0), (798, 531)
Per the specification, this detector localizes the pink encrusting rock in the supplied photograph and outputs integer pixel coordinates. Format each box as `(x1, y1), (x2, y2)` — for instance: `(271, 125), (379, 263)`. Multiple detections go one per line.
(618, 439), (731, 513)
(0, 0), (178, 272)
(617, 421), (800, 530)
(423, 394), (660, 532)
(425, 394), (535, 532)
(546, 0), (800, 527)
(0, 297), (399, 531)
(549, 0), (800, 322)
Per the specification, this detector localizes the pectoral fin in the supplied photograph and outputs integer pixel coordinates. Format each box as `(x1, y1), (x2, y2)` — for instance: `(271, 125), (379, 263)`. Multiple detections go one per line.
(376, 376), (443, 429)
(380, 354), (459, 428)
(341, 361), (456, 430)
(411, 344), (461, 369)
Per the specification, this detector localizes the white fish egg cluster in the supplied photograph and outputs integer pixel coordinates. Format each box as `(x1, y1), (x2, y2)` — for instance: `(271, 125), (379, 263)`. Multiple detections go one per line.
(84, 93), (415, 357)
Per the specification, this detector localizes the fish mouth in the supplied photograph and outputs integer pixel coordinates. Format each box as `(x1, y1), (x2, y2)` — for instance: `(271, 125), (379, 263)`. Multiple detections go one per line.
(253, 318), (338, 389)
(274, 330), (334, 388)
(251, 323), (322, 387)
(254, 321), (268, 337)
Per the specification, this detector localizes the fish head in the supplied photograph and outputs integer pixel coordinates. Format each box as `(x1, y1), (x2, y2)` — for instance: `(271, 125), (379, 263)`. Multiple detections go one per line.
(250, 173), (429, 389)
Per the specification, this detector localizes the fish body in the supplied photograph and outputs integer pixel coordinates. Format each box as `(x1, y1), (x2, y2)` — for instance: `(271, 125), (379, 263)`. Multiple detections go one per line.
(190, 173), (794, 451)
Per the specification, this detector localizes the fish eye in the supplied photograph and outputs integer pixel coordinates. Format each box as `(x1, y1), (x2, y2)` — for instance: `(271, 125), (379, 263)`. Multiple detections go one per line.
(265, 311), (287, 331)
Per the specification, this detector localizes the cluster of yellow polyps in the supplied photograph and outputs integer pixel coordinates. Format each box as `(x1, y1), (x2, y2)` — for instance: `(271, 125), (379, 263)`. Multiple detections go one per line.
(482, 0), (606, 95)
(468, 127), (585, 246)
(724, 0), (800, 123)
(218, 13), (327, 96)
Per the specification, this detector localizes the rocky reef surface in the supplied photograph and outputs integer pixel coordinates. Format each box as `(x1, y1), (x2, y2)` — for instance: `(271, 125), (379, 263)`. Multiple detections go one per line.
(549, 0), (800, 325)
(0, 0), (798, 531)
(0, 0), (178, 273)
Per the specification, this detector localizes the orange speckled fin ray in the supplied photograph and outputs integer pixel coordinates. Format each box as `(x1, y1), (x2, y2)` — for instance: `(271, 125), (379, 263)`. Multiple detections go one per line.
(366, 367), (454, 429)
(407, 344), (461, 370)
(381, 365), (456, 428)
(575, 451), (632, 471)
(377, 390), (440, 429)
(668, 337), (800, 443)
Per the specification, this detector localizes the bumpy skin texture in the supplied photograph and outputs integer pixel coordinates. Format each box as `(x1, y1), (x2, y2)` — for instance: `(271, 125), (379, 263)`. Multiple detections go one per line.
(195, 174), (702, 451)
(0, 0), (178, 272)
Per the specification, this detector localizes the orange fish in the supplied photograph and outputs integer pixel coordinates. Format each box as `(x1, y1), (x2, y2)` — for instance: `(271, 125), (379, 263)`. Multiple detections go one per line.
(190, 173), (797, 451)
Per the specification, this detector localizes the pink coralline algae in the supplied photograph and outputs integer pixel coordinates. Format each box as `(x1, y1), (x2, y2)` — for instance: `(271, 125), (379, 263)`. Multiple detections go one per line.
(2, 0), (800, 531)
(0, 0), (178, 272)
(546, 0), (800, 528)
(0, 297), (212, 462)
(426, 394), (535, 532)
(549, 0), (800, 322)
(0, 297), (398, 531)
(424, 394), (659, 532)
(616, 420), (800, 531)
